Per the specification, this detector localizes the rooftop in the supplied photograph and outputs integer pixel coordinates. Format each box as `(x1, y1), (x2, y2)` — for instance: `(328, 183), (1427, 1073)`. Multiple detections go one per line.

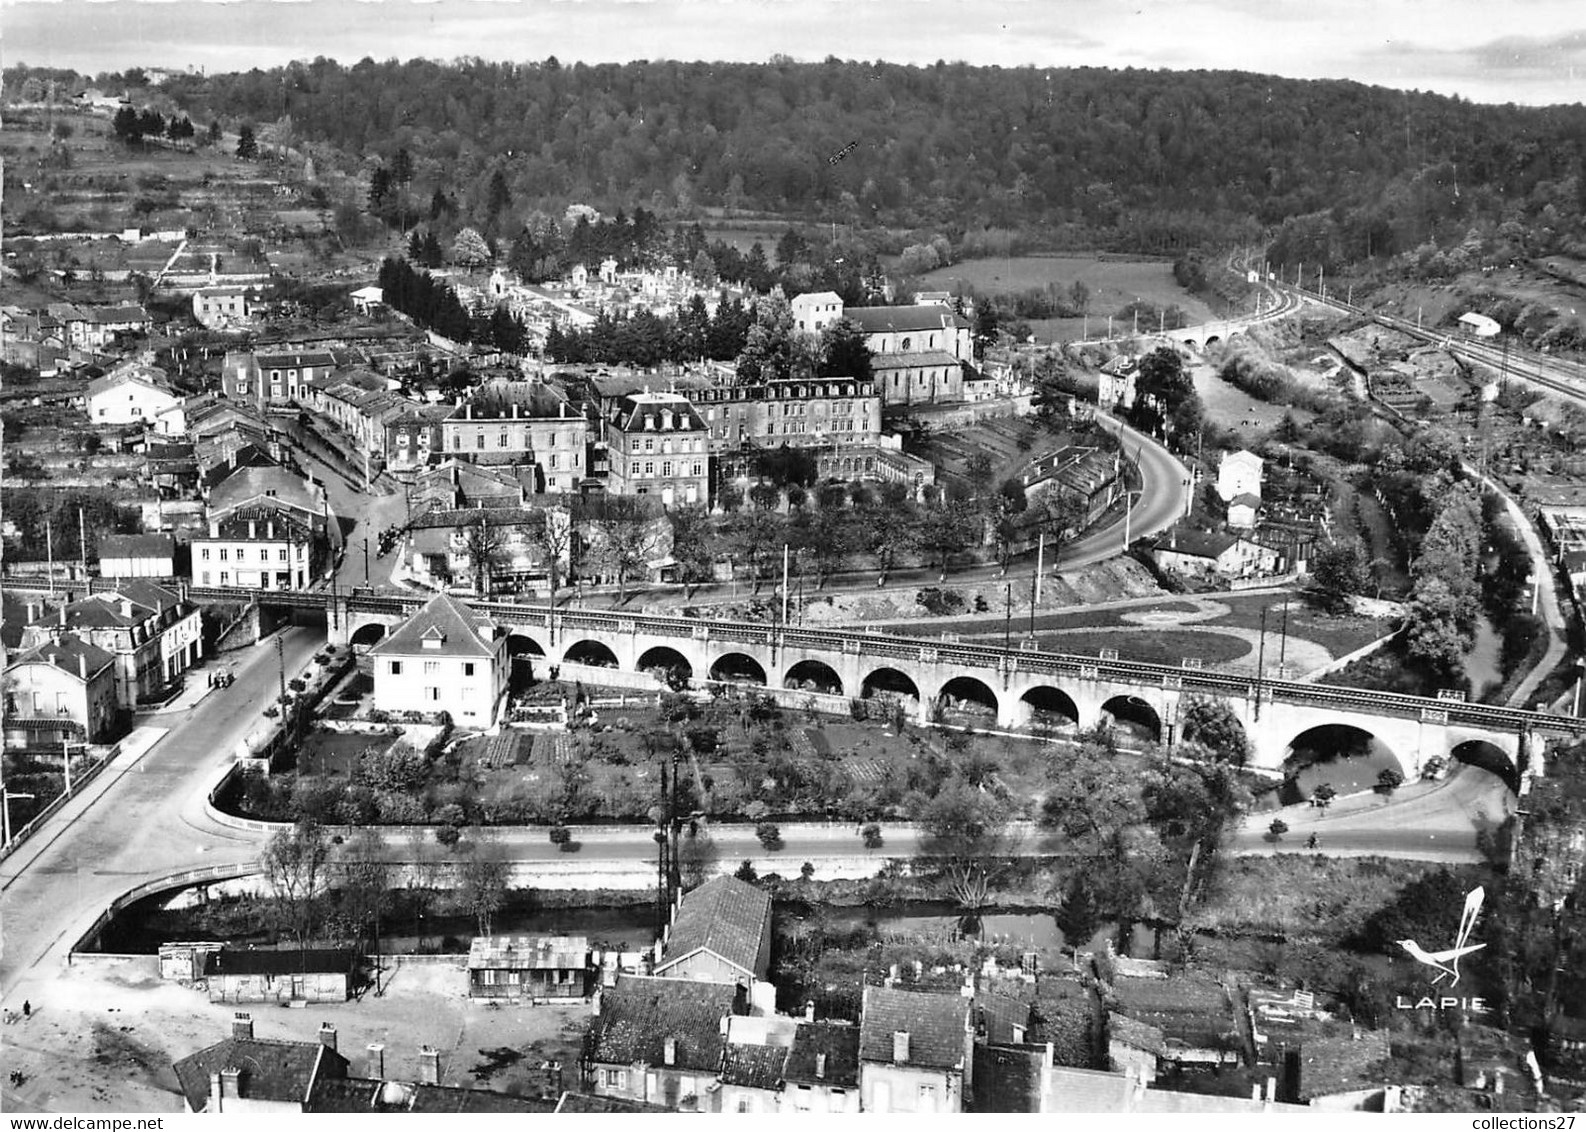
(173, 1037), (347, 1112)
(203, 948), (356, 978)
(369, 593), (500, 661)
(467, 935), (588, 971)
(6, 635), (117, 682)
(586, 975), (742, 1072)
(656, 875), (772, 981)
(846, 304), (962, 335)
(868, 349), (963, 370)
(98, 533), (176, 561)
(783, 1021), (860, 1088)
(858, 985), (970, 1072)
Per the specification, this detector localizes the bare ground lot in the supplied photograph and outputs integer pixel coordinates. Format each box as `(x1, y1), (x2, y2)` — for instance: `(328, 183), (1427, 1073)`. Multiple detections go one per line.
(2, 959), (585, 1113)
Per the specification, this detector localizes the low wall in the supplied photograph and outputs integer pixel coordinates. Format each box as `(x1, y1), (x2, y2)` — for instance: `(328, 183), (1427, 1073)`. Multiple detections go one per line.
(1298, 628), (1402, 683)
(0, 741), (120, 864)
(70, 861), (261, 957)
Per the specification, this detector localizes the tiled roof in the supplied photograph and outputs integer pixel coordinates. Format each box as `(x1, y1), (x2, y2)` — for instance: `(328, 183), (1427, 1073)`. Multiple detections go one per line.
(977, 990), (1036, 1045)
(1296, 1029), (1392, 1101)
(720, 1042), (788, 1090)
(1153, 527), (1239, 560)
(208, 465), (322, 517)
(256, 351), (335, 369)
(111, 579), (183, 613)
(7, 636), (117, 682)
(99, 533), (176, 560)
(203, 948), (355, 978)
(172, 1038), (347, 1112)
(974, 1043), (1046, 1112)
(369, 593), (499, 660)
(586, 975), (741, 1073)
(846, 305), (956, 335)
(86, 363), (175, 400)
(1107, 1013), (1165, 1056)
(858, 985), (970, 1072)
(783, 1021), (860, 1087)
(656, 875), (772, 980)
(611, 392), (706, 434)
(307, 1076), (556, 1113)
(1041, 1065), (1309, 1113)
(868, 349), (963, 370)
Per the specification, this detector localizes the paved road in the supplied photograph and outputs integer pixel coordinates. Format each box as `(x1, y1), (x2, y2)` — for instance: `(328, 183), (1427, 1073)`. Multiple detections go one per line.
(0, 627), (322, 1004)
(1224, 764), (1510, 863)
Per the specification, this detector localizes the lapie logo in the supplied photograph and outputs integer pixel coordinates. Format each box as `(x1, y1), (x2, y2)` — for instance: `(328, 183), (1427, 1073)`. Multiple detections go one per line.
(1394, 886), (1490, 1013)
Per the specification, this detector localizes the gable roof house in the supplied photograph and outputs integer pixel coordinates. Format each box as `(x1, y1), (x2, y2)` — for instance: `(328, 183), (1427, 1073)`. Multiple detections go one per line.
(654, 875), (775, 1009)
(172, 1014), (351, 1113)
(203, 948), (356, 1005)
(1150, 525), (1282, 580)
(86, 362), (184, 433)
(369, 593), (509, 726)
(858, 984), (975, 1113)
(2, 636), (119, 746)
(583, 974), (746, 1111)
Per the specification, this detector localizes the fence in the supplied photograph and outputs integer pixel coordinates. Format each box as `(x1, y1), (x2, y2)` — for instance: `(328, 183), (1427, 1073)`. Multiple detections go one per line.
(69, 861), (260, 958)
(0, 741), (121, 864)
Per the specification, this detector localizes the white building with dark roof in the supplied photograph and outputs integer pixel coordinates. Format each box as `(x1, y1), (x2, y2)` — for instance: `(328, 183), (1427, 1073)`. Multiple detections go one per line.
(655, 876), (774, 1007)
(858, 984), (975, 1113)
(86, 362), (184, 432)
(369, 593), (509, 725)
(604, 391), (710, 506)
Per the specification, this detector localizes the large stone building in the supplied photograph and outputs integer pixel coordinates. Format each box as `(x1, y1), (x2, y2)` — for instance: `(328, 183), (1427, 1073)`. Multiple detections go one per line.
(441, 381), (592, 494)
(603, 391), (710, 506)
(20, 582), (202, 708)
(2, 636), (119, 746)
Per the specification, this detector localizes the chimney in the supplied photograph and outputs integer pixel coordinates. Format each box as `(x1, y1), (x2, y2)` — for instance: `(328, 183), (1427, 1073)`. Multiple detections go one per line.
(1046, 1042), (1055, 1067)
(815, 1053), (827, 1080)
(367, 1042), (385, 1078)
(1011, 1023), (1026, 1044)
(892, 1031), (910, 1065)
(25, 602), (39, 623)
(79, 651), (87, 679)
(221, 1065), (241, 1097)
(804, 1001), (815, 1023)
(418, 1046), (441, 1085)
(1264, 1077), (1276, 1102)
(1251, 1084), (1262, 1102)
(663, 1037), (677, 1066)
(591, 990), (602, 1016)
(318, 1023), (337, 1052)
(231, 1012), (253, 1040)
(1133, 1064), (1147, 1101)
(209, 1071), (224, 1111)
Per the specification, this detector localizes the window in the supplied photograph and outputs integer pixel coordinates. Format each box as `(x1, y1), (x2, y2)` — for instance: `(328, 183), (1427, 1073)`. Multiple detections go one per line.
(32, 692), (45, 713)
(423, 661), (439, 675)
(201, 548), (210, 561)
(498, 432), (508, 448)
(550, 454), (558, 469)
(260, 548), (269, 561)
(630, 439), (641, 453)
(737, 1098), (751, 1113)
(692, 463), (702, 476)
(644, 438), (654, 452)
(917, 1085), (937, 1108)
(476, 434), (485, 450)
(202, 571), (211, 585)
(464, 663), (475, 677)
(644, 462), (654, 475)
(602, 1070), (626, 1089)
(425, 687), (440, 702)
(279, 549), (288, 561)
(219, 572), (229, 585)
(662, 461), (672, 477)
(219, 548), (229, 561)
(389, 661), (402, 676)
(56, 692), (71, 715)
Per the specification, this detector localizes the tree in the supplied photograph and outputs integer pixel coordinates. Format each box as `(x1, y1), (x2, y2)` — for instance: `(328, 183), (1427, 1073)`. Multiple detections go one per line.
(737, 293), (798, 383)
(589, 495), (657, 603)
(452, 227), (492, 268)
(235, 123), (258, 160)
(1313, 782), (1337, 809)
(260, 819), (331, 949)
(522, 508), (573, 602)
(336, 829), (392, 961)
(461, 515), (508, 596)
(1310, 540), (1371, 614)
(818, 317), (873, 382)
(691, 249), (718, 287)
(1178, 696), (1251, 765)
(458, 836), (510, 937)
(1404, 575), (1467, 682)
(916, 500), (978, 578)
(1377, 767), (1405, 793)
(112, 105), (143, 144)
(1268, 819), (1289, 840)
(668, 503), (717, 596)
(916, 779), (1014, 911)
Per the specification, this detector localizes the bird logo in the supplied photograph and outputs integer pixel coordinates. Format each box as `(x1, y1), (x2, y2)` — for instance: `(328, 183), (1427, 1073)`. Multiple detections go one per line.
(1397, 887), (1485, 989)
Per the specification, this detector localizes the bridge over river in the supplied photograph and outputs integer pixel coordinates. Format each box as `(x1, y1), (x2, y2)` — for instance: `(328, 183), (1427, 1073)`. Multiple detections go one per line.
(187, 585), (1585, 783)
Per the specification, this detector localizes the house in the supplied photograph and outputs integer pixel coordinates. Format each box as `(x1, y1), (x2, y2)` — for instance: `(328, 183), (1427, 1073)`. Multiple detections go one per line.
(350, 285), (384, 314)
(716, 1013), (798, 1114)
(554, 1092), (673, 1113)
(1227, 492), (1261, 530)
(781, 1019), (861, 1113)
(1151, 527), (1282, 580)
(172, 1014), (350, 1113)
(369, 593), (509, 726)
(1098, 356), (1138, 410)
(98, 533), (176, 579)
(20, 582), (202, 708)
(1107, 972), (1241, 1075)
(791, 291), (844, 334)
(1024, 446), (1124, 529)
(194, 465), (335, 590)
(982, 1056), (1303, 1113)
(2, 636), (119, 746)
(203, 948), (356, 1004)
(86, 362), (183, 432)
(584, 974), (746, 1111)
(467, 935), (590, 1001)
(383, 403), (451, 475)
(654, 875), (774, 1005)
(254, 350), (336, 404)
(441, 381), (592, 494)
(1296, 1028), (1395, 1110)
(690, 377), (882, 461)
(603, 391), (710, 506)
(412, 460), (530, 514)
(857, 984), (974, 1113)
(1217, 450), (1264, 503)
(51, 303), (150, 351)
(192, 285), (258, 329)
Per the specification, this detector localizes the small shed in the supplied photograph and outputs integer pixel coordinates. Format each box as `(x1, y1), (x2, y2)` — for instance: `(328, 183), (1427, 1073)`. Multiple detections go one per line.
(160, 940), (225, 982)
(468, 935), (591, 1001)
(204, 947), (355, 1004)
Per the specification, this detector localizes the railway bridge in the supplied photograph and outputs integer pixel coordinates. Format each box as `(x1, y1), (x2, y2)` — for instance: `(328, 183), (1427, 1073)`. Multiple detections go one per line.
(185, 585), (1586, 785)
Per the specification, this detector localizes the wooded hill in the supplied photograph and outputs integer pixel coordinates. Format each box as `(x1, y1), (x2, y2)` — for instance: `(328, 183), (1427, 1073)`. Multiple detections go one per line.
(15, 59), (1586, 264)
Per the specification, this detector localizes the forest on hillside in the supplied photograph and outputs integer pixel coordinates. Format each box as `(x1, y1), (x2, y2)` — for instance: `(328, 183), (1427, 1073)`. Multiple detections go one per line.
(10, 59), (1586, 269)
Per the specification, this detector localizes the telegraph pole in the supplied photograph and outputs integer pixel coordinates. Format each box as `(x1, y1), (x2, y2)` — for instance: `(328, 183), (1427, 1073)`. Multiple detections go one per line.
(1278, 595), (1291, 677)
(1003, 583), (1013, 651)
(1255, 606), (1269, 721)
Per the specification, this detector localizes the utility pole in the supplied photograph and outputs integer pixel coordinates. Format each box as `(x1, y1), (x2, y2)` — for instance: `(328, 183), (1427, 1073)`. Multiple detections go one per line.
(46, 516), (55, 599)
(1028, 571), (1038, 637)
(1278, 595), (1290, 677)
(276, 631), (288, 720)
(78, 506), (87, 581)
(1003, 583), (1012, 651)
(1255, 605), (1269, 721)
(363, 537), (370, 586)
(1034, 531), (1045, 604)
(781, 543), (790, 627)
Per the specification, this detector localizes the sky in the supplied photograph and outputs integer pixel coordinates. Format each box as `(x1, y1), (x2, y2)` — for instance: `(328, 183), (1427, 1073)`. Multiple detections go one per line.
(5, 0), (1586, 107)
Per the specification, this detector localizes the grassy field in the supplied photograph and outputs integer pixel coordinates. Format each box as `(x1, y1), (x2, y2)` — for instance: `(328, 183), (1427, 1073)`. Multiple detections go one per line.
(917, 254), (1220, 342)
(1032, 627), (1252, 667)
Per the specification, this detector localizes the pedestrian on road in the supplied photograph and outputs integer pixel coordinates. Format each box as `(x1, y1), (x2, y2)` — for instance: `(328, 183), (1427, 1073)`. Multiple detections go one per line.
(21, 1000), (29, 1018)
(1306, 834), (1318, 850)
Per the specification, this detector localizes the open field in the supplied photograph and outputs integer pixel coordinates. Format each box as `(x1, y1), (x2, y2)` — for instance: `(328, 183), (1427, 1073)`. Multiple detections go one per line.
(917, 254), (1221, 342)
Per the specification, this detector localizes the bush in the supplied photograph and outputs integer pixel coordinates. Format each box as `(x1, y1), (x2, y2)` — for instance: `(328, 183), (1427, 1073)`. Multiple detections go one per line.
(735, 860), (759, 882)
(861, 822), (884, 849)
(916, 587), (966, 617)
(435, 825), (461, 849)
(548, 824), (571, 845)
(1377, 768), (1405, 793)
(755, 821), (783, 850)
(1268, 819), (1289, 841)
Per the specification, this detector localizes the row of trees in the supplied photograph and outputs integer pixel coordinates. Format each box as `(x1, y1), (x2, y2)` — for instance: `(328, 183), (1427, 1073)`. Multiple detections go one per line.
(375, 257), (528, 351)
(111, 105), (198, 145)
